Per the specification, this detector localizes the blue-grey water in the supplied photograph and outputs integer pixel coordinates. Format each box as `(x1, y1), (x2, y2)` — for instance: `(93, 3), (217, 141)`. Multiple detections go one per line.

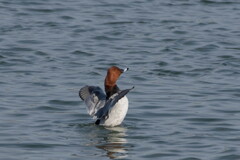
(1, 0), (240, 159)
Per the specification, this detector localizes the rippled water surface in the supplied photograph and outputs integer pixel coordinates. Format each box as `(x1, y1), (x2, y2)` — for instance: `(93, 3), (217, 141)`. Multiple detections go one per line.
(1, 0), (240, 159)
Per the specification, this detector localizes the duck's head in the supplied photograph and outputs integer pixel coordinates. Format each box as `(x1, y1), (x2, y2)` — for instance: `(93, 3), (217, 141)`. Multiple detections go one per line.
(104, 66), (128, 94)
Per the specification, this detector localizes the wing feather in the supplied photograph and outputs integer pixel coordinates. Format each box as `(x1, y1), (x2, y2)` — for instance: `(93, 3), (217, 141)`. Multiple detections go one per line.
(79, 86), (106, 116)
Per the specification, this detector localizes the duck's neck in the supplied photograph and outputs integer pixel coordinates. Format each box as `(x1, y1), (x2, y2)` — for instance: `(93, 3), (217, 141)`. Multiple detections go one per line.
(105, 84), (119, 99)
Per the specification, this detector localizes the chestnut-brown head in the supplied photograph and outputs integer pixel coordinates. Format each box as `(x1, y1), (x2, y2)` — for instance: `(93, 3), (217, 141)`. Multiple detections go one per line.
(104, 66), (128, 98)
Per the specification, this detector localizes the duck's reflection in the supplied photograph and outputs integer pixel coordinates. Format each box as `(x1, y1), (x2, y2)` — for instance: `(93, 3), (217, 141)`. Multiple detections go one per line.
(95, 126), (128, 159)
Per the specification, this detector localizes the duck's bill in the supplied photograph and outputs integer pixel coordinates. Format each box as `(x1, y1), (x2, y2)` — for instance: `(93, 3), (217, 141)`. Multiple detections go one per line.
(121, 68), (129, 73)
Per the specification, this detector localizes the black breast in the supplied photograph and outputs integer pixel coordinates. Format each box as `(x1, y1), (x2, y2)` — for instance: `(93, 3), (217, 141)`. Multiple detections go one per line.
(106, 85), (119, 99)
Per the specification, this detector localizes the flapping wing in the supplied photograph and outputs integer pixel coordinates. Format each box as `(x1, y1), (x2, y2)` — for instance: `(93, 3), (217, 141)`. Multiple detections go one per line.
(79, 86), (106, 116)
(95, 86), (134, 119)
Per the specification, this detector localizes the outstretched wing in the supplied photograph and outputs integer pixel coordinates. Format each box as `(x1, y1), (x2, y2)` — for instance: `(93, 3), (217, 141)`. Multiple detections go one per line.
(95, 86), (134, 119)
(79, 86), (106, 116)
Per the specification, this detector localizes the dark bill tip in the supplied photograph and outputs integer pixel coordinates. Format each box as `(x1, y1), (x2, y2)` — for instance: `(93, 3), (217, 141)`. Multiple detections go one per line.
(121, 68), (129, 73)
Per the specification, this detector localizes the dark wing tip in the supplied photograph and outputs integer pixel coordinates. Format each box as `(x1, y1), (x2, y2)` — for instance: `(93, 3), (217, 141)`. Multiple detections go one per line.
(110, 86), (134, 104)
(95, 119), (100, 125)
(79, 86), (106, 101)
(79, 85), (89, 100)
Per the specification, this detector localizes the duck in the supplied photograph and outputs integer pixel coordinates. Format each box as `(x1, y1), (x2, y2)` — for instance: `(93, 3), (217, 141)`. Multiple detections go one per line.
(79, 66), (134, 127)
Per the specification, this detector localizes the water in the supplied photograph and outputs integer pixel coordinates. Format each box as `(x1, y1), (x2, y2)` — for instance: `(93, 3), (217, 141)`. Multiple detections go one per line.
(1, 0), (240, 159)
